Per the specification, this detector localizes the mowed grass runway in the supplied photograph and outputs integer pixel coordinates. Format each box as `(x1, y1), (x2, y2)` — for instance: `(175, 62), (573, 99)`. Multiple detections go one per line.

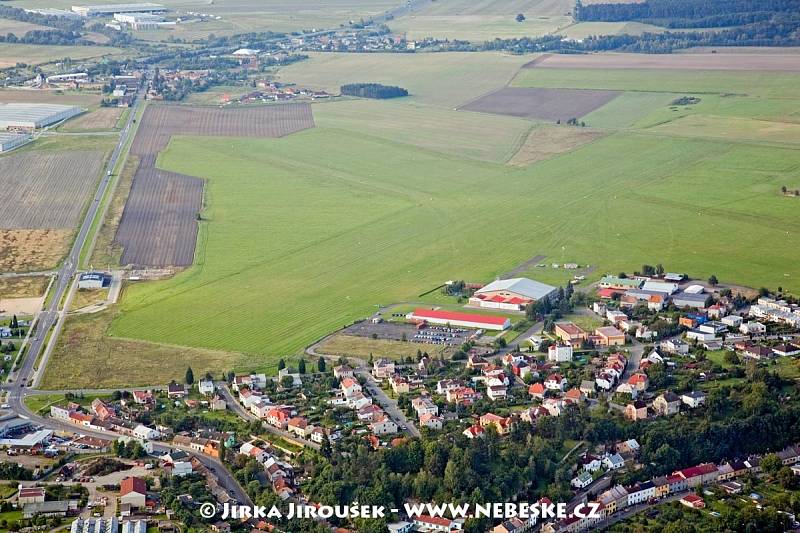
(103, 53), (800, 374)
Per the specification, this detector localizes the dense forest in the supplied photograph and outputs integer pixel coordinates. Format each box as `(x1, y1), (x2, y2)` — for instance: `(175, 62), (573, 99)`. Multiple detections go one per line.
(575, 0), (800, 28)
(0, 29), (87, 45)
(341, 83), (408, 99)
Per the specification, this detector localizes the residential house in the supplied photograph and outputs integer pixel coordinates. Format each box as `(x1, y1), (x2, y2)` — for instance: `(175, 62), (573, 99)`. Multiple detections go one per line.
(603, 454), (625, 470)
(333, 365), (354, 379)
(653, 391), (681, 416)
(544, 374), (567, 392)
(373, 359), (396, 380)
(198, 380), (215, 395)
(595, 326), (626, 347)
(681, 391), (706, 408)
(554, 322), (587, 344)
(571, 471), (593, 489)
(625, 401), (648, 421)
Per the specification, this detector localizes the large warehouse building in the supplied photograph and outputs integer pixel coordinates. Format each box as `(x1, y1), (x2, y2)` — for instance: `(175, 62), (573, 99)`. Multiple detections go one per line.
(0, 132), (31, 152)
(407, 308), (511, 331)
(0, 104), (83, 130)
(71, 3), (166, 16)
(469, 277), (557, 311)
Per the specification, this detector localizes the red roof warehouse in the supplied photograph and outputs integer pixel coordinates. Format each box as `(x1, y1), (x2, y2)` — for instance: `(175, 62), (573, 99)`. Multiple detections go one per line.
(408, 308), (511, 330)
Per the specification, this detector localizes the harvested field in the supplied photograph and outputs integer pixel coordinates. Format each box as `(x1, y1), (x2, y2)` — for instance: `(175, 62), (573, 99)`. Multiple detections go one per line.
(115, 103), (315, 267)
(0, 89), (101, 106)
(509, 125), (607, 166)
(0, 229), (72, 272)
(0, 151), (105, 229)
(116, 168), (203, 267)
(524, 53), (800, 71)
(0, 276), (49, 299)
(62, 107), (123, 131)
(461, 87), (621, 121)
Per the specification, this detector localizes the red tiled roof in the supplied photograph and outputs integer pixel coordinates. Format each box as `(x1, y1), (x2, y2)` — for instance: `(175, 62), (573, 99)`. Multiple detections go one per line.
(121, 476), (146, 496)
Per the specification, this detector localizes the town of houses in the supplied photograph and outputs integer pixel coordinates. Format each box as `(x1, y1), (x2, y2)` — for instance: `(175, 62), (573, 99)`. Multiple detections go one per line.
(0, 267), (797, 532)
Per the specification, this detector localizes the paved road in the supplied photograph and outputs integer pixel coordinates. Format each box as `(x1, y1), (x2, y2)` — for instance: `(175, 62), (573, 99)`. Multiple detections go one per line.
(0, 79), (252, 508)
(357, 368), (421, 438)
(306, 338), (421, 438)
(216, 383), (321, 451)
(4, 85), (144, 393)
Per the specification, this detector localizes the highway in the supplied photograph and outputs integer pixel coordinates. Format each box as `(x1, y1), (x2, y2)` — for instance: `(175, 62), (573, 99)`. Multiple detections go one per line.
(0, 77), (253, 508)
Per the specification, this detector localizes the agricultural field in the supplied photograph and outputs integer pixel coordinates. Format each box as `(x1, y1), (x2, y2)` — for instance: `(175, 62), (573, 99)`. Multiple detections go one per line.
(60, 107), (124, 131)
(0, 230), (72, 272)
(508, 124), (607, 166)
(0, 89), (101, 106)
(313, 99), (532, 163)
(0, 17), (49, 35)
(460, 87), (621, 121)
(276, 52), (533, 108)
(28, 51), (782, 382)
(0, 149), (106, 272)
(388, 0), (574, 41)
(524, 52), (800, 71)
(109, 126), (800, 360)
(0, 151), (105, 228)
(114, 103), (315, 267)
(11, 0), (400, 33)
(0, 43), (125, 68)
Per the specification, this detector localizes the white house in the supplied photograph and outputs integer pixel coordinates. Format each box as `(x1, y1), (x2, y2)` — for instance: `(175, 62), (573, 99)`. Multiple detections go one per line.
(681, 391), (706, 408)
(132, 425), (159, 440)
(721, 315), (743, 328)
(603, 453), (625, 470)
(571, 471), (593, 489)
(740, 322), (767, 335)
(198, 380), (215, 395)
(548, 344), (573, 362)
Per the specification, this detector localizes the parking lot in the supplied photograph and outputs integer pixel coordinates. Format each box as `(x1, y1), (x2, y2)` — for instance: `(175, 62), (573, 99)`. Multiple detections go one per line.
(343, 321), (471, 346)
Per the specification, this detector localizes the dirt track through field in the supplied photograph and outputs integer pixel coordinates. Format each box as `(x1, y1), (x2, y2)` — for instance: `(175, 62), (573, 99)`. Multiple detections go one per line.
(0, 151), (105, 229)
(523, 53), (800, 71)
(461, 87), (621, 121)
(115, 104), (315, 267)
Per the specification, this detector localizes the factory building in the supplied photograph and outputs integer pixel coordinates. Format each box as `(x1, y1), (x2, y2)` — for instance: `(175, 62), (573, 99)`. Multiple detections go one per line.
(0, 104), (83, 130)
(0, 132), (31, 152)
(71, 3), (166, 16)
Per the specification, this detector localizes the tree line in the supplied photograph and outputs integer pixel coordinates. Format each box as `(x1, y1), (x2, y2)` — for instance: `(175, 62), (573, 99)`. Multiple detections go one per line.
(575, 0), (800, 28)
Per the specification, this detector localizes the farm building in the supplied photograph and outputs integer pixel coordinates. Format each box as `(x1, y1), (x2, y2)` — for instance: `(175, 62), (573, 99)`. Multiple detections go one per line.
(469, 277), (556, 311)
(71, 3), (166, 16)
(78, 272), (112, 290)
(407, 308), (510, 331)
(0, 104), (83, 130)
(0, 132), (31, 152)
